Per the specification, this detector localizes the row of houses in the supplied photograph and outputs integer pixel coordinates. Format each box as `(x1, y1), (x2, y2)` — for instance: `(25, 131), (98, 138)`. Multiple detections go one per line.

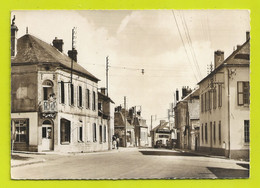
(114, 106), (149, 147)
(11, 18), (115, 152)
(173, 32), (250, 160)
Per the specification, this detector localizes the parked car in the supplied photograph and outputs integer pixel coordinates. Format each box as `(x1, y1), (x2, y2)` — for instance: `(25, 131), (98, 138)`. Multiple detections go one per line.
(155, 140), (165, 148)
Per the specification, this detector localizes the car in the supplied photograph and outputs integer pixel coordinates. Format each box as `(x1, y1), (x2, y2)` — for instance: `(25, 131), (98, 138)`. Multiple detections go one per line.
(155, 140), (165, 148)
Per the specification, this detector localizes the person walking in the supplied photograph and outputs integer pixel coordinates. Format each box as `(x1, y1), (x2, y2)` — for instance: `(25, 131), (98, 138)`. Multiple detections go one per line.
(116, 137), (119, 149)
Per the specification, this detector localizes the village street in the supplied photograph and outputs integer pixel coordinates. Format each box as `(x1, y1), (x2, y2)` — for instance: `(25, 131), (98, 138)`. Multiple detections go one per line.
(11, 148), (249, 179)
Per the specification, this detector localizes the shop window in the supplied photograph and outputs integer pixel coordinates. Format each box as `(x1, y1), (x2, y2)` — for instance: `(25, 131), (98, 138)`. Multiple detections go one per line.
(60, 119), (71, 144)
(238, 82), (250, 105)
(13, 119), (29, 143)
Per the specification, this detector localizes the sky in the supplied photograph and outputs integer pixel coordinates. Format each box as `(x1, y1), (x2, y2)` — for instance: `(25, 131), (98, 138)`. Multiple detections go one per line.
(11, 10), (250, 127)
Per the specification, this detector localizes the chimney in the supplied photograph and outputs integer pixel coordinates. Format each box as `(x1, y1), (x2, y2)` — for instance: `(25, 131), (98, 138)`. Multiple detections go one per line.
(214, 50), (224, 69)
(176, 89), (179, 102)
(182, 86), (186, 99)
(160, 120), (166, 125)
(52, 37), (64, 52)
(68, 49), (78, 62)
(100, 87), (106, 95)
(11, 15), (18, 58)
(246, 31), (250, 41)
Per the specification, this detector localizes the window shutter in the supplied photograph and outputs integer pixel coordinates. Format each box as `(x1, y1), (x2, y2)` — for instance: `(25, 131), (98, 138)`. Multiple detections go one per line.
(59, 82), (61, 104)
(77, 86), (79, 107)
(68, 84), (71, 105)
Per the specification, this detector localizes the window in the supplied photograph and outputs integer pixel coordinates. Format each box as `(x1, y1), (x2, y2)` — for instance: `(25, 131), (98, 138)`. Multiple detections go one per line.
(244, 120), (250, 143)
(213, 89), (217, 109)
(78, 86), (83, 107)
(238, 82), (250, 105)
(98, 102), (102, 111)
(205, 123), (208, 143)
(69, 84), (74, 105)
(60, 119), (71, 144)
(213, 121), (216, 144)
(204, 93), (207, 111)
(201, 124), (204, 143)
(99, 125), (103, 143)
(92, 91), (96, 111)
(219, 121), (221, 144)
(13, 119), (29, 143)
(208, 91), (211, 110)
(104, 125), (106, 142)
(43, 87), (48, 100)
(201, 94), (204, 112)
(93, 123), (97, 142)
(86, 89), (90, 109)
(218, 84), (222, 107)
(60, 81), (65, 104)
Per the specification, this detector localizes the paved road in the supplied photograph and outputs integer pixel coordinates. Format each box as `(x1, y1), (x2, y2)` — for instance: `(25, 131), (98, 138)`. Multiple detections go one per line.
(11, 148), (249, 179)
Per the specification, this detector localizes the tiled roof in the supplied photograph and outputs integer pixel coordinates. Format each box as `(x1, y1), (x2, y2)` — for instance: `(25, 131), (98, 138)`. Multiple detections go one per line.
(12, 34), (99, 82)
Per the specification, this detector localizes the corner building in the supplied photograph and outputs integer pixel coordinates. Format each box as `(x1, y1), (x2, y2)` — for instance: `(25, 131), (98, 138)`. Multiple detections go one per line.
(198, 33), (250, 160)
(11, 22), (113, 152)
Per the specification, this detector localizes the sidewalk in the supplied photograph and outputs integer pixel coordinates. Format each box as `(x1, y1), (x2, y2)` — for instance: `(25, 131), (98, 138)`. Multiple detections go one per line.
(11, 147), (139, 168)
(174, 148), (249, 162)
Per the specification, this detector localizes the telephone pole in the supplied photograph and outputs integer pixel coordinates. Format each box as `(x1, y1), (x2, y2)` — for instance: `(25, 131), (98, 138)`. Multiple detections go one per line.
(106, 56), (109, 96)
(124, 96), (127, 147)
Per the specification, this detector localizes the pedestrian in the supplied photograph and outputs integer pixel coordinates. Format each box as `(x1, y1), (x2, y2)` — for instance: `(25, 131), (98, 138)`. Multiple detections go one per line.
(112, 135), (117, 149)
(116, 137), (119, 149)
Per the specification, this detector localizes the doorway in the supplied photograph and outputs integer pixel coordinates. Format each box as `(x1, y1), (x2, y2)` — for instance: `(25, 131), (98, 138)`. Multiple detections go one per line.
(42, 120), (53, 151)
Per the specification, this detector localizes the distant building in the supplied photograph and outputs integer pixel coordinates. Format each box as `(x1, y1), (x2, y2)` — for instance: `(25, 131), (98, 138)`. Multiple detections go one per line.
(11, 19), (114, 152)
(198, 32), (250, 160)
(174, 86), (196, 149)
(114, 106), (135, 147)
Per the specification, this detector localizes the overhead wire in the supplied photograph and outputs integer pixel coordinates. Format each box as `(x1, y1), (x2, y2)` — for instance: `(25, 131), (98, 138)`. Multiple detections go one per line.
(171, 10), (199, 82)
(180, 11), (203, 79)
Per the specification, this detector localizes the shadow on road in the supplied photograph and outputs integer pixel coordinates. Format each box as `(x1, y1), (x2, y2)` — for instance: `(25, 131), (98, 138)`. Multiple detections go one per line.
(11, 154), (32, 161)
(139, 150), (199, 157)
(236, 163), (250, 169)
(207, 167), (249, 178)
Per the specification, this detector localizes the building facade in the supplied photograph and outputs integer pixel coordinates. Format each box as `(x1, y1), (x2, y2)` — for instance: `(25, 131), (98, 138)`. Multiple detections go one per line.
(198, 32), (250, 160)
(11, 21), (114, 153)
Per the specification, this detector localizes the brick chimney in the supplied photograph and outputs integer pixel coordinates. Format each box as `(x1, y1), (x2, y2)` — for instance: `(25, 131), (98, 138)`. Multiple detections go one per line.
(176, 89), (179, 102)
(11, 15), (18, 58)
(52, 37), (64, 52)
(214, 50), (224, 68)
(68, 49), (78, 62)
(100, 87), (106, 95)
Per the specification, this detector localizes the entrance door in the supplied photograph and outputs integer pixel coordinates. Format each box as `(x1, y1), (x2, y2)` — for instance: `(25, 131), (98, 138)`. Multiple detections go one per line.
(42, 124), (53, 150)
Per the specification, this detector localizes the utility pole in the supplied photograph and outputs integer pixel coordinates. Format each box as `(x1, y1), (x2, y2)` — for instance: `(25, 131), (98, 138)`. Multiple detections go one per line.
(124, 96), (127, 147)
(106, 56), (109, 96)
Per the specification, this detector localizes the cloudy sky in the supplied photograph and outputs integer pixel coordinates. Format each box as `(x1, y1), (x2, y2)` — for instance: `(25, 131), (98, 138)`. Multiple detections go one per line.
(11, 10), (250, 127)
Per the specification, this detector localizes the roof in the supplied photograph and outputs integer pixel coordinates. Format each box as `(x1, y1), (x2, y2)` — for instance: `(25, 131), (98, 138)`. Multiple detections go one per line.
(198, 38), (250, 85)
(12, 34), (99, 82)
(98, 92), (115, 104)
(151, 121), (169, 132)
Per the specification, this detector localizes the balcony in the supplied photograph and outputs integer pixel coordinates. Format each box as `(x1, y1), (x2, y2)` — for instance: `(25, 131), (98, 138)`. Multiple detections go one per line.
(41, 100), (57, 113)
